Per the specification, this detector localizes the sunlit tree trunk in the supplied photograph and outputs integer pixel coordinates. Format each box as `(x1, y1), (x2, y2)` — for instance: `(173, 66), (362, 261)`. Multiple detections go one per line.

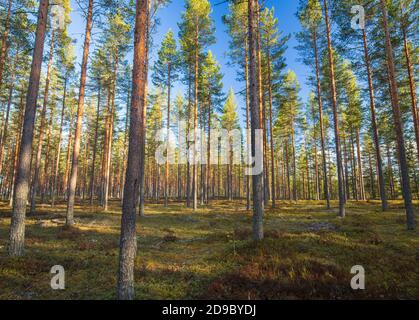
(380, 0), (415, 230)
(139, 2), (150, 217)
(0, 0), (12, 90)
(164, 63), (171, 207)
(118, 0), (148, 300)
(89, 81), (101, 206)
(0, 54), (16, 176)
(313, 30), (330, 209)
(9, 0), (49, 256)
(66, 0), (94, 226)
(30, 30), (55, 215)
(245, 47), (251, 210)
(8, 93), (24, 207)
(52, 78), (67, 207)
(323, 0), (345, 217)
(248, 0), (264, 240)
(267, 47), (275, 208)
(361, 26), (388, 210)
(401, 27), (419, 161)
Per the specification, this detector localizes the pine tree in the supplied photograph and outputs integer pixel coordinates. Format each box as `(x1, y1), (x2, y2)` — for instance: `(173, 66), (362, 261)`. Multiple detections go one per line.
(152, 29), (179, 207)
(178, 0), (215, 211)
(118, 0), (149, 300)
(9, 0), (50, 256)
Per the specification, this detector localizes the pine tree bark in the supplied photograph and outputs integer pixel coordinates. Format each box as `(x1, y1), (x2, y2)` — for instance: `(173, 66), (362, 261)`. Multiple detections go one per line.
(66, 0), (94, 226)
(0, 0), (12, 90)
(362, 26), (388, 210)
(0, 54), (16, 176)
(356, 128), (365, 200)
(118, 0), (148, 300)
(245, 46), (251, 210)
(30, 30), (55, 215)
(52, 78), (67, 207)
(164, 64), (171, 207)
(193, 29), (199, 211)
(267, 47), (275, 208)
(9, 0), (49, 256)
(89, 81), (101, 206)
(313, 30), (330, 209)
(401, 27), (419, 161)
(138, 1), (150, 217)
(323, 0), (345, 217)
(248, 0), (264, 240)
(8, 92), (24, 207)
(380, 0), (415, 230)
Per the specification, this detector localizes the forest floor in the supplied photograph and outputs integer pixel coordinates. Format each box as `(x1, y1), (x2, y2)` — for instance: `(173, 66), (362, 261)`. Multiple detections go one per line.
(0, 199), (418, 300)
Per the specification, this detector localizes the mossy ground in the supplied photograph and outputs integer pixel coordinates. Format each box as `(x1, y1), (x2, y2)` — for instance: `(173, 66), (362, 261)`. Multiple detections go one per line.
(0, 199), (418, 300)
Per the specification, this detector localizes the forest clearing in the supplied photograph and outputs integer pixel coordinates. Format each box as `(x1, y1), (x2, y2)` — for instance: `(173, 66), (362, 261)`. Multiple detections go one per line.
(0, 0), (418, 301)
(1, 199), (418, 299)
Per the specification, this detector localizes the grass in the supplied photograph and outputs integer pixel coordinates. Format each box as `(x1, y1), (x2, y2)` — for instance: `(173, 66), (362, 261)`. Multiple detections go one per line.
(0, 199), (418, 300)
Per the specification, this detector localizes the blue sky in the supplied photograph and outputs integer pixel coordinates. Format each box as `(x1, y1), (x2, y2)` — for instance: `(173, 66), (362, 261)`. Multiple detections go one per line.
(68, 0), (311, 126)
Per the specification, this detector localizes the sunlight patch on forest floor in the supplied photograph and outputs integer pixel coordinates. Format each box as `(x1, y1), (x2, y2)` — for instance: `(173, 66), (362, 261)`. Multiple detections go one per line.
(0, 200), (417, 299)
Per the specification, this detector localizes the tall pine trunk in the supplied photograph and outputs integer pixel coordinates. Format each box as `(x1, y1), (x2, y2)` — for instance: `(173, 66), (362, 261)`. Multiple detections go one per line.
(0, 0), (12, 90)
(380, 0), (415, 230)
(118, 0), (148, 300)
(30, 31), (55, 215)
(362, 26), (388, 210)
(52, 78), (67, 207)
(89, 81), (101, 206)
(66, 0), (94, 225)
(9, 0), (49, 256)
(401, 27), (419, 161)
(248, 0), (264, 240)
(323, 0), (345, 217)
(164, 64), (171, 207)
(313, 30), (330, 209)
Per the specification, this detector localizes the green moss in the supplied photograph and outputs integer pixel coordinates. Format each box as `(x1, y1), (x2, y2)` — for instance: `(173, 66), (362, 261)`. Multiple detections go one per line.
(0, 200), (417, 299)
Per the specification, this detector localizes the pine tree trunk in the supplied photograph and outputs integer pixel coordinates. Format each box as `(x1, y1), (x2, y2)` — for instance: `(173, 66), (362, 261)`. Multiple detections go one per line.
(313, 30), (330, 209)
(104, 57), (119, 211)
(267, 48), (275, 208)
(356, 128), (366, 200)
(41, 111), (53, 202)
(30, 30), (55, 215)
(380, 0), (415, 230)
(193, 30), (199, 211)
(8, 93), (24, 207)
(52, 78), (67, 207)
(245, 47), (251, 210)
(66, 0), (94, 226)
(89, 81), (101, 206)
(291, 124), (297, 201)
(362, 27), (388, 210)
(63, 110), (74, 199)
(0, 0), (12, 90)
(401, 27), (419, 161)
(0, 55), (16, 175)
(323, 0), (345, 217)
(138, 0), (150, 217)
(248, 0), (264, 240)
(118, 0), (148, 300)
(310, 101), (320, 200)
(206, 98), (212, 204)
(9, 0), (49, 256)
(165, 64), (171, 207)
